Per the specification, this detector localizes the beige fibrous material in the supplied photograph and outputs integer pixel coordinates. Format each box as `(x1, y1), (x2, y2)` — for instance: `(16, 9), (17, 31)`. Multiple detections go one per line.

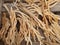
(0, 0), (60, 45)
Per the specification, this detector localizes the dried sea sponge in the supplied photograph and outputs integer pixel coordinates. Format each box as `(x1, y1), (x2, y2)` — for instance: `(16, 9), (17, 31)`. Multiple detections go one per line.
(0, 0), (60, 45)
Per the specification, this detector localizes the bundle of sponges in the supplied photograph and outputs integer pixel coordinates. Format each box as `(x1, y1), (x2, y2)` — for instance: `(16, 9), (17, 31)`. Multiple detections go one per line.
(0, 0), (60, 45)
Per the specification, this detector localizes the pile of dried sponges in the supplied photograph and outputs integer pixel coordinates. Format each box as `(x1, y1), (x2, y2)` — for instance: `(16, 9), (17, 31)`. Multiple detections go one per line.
(0, 0), (60, 45)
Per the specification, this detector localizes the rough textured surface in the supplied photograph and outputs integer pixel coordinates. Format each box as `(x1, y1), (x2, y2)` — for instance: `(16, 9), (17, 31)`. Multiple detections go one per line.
(51, 2), (60, 12)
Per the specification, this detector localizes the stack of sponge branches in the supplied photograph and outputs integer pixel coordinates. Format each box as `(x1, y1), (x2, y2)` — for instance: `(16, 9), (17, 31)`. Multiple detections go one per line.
(0, 0), (60, 45)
